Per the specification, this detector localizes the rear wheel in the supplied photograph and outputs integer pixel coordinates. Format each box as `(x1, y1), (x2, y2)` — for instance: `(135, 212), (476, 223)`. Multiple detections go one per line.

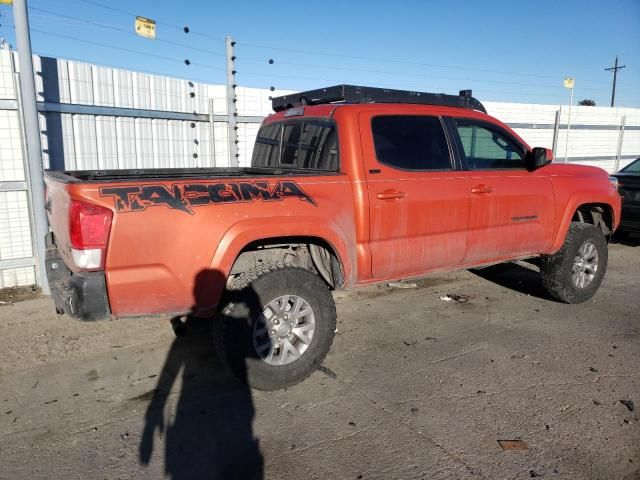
(541, 222), (608, 303)
(214, 267), (336, 391)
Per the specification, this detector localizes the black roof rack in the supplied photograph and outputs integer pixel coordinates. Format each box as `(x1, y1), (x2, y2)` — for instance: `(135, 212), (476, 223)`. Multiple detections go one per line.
(271, 84), (486, 114)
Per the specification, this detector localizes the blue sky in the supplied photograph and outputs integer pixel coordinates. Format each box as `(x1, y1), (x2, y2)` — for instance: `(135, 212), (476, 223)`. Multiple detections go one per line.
(1, 0), (639, 106)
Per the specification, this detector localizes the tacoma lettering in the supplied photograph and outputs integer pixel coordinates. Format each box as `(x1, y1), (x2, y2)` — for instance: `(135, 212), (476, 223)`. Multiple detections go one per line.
(100, 180), (317, 214)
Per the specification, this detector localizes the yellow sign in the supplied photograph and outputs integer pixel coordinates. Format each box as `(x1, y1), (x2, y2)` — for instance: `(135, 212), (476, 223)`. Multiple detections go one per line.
(563, 77), (575, 89)
(135, 16), (156, 40)
(0, 0), (13, 5)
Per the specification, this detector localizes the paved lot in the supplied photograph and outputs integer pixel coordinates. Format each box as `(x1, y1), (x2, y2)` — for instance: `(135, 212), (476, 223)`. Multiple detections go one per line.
(1, 241), (639, 479)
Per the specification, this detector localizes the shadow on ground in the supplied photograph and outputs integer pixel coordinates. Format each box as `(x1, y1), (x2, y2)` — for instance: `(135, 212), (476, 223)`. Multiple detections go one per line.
(470, 261), (551, 300)
(611, 231), (640, 248)
(138, 270), (264, 480)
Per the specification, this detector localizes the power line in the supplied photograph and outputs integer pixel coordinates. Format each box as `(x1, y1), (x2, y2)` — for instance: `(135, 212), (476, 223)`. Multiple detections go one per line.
(33, 49), (216, 85)
(61, 0), (225, 42)
(17, 3), (636, 105)
(31, 28), (226, 71)
(18, 2), (636, 100)
(29, 6), (224, 56)
(237, 41), (617, 86)
(238, 57), (608, 93)
(27, 47), (577, 103)
(237, 70), (568, 100)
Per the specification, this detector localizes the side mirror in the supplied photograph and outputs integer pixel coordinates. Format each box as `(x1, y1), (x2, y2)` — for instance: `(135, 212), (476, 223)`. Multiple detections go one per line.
(525, 147), (553, 171)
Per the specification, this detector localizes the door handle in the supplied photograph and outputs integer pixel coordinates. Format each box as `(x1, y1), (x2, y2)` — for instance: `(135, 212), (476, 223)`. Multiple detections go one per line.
(471, 184), (493, 194)
(376, 189), (406, 200)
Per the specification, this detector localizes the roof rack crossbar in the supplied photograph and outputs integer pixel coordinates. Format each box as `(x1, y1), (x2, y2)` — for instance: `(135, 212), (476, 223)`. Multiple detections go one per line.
(271, 84), (486, 114)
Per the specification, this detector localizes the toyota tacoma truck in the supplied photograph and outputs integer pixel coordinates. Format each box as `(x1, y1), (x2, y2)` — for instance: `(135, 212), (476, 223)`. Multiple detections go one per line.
(44, 85), (621, 390)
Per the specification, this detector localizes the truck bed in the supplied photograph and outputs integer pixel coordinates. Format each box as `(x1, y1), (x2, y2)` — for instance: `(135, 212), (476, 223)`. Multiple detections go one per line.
(45, 167), (340, 183)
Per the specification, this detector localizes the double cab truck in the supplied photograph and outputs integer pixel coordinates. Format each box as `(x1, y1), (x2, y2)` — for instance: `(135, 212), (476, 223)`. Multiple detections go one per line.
(44, 85), (621, 390)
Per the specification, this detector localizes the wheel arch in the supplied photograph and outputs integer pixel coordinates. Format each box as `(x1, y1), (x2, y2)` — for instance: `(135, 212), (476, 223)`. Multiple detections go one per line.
(572, 203), (615, 236)
(194, 218), (354, 314)
(550, 195), (618, 253)
(228, 235), (347, 290)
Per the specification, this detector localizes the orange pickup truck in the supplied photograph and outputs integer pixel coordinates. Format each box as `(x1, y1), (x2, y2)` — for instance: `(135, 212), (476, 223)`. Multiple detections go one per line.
(44, 85), (621, 390)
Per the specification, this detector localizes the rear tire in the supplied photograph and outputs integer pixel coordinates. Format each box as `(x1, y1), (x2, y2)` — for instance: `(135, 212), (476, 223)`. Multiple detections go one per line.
(214, 267), (336, 391)
(541, 222), (608, 303)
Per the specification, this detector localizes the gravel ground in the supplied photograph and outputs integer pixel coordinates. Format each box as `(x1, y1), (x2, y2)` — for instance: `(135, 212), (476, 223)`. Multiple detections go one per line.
(0, 241), (638, 479)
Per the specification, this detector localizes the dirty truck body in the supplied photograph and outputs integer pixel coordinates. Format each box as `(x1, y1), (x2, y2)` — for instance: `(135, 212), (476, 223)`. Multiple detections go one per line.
(44, 85), (621, 390)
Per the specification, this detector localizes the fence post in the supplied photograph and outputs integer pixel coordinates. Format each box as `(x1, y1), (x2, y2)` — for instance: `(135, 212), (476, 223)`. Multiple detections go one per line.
(13, 0), (50, 295)
(551, 109), (560, 158)
(208, 98), (216, 167)
(225, 36), (239, 167)
(614, 115), (626, 173)
(564, 91), (574, 163)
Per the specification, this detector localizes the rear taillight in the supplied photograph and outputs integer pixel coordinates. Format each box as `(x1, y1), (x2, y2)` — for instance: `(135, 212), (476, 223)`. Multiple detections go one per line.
(68, 200), (113, 270)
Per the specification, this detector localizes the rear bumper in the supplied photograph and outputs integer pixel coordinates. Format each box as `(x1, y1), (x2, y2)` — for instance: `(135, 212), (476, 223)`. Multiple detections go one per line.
(45, 233), (111, 320)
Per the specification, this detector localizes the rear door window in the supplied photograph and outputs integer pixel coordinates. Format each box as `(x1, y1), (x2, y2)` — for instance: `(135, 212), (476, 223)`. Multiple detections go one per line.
(371, 115), (452, 171)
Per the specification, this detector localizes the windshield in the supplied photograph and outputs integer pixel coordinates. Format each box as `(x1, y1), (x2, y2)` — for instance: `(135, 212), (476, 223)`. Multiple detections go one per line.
(621, 157), (640, 173)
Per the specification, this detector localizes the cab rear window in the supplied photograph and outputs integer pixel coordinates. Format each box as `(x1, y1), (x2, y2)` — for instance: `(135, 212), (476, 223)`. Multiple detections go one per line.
(252, 120), (339, 171)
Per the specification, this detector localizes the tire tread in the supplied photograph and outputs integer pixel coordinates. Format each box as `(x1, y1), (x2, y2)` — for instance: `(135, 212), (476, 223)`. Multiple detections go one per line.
(541, 222), (608, 303)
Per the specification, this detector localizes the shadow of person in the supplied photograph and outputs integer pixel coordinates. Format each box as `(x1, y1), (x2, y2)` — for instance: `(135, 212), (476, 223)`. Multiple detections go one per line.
(139, 269), (264, 480)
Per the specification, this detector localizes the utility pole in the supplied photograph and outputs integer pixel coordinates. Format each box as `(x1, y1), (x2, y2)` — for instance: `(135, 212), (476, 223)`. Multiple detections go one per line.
(225, 36), (239, 167)
(605, 56), (626, 108)
(13, 0), (50, 295)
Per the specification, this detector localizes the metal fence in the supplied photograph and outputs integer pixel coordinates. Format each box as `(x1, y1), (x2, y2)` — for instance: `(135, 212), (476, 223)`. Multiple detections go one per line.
(486, 102), (640, 173)
(0, 46), (639, 289)
(0, 48), (37, 288)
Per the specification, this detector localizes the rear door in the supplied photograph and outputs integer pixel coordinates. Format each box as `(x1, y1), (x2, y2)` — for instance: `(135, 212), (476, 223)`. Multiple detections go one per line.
(359, 111), (470, 279)
(448, 117), (555, 263)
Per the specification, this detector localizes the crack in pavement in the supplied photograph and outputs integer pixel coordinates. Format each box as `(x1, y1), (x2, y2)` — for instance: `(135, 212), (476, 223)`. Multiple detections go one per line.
(380, 375), (640, 408)
(430, 344), (489, 365)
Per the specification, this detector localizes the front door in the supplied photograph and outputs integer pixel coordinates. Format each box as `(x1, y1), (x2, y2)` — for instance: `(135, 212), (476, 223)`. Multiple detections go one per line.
(360, 112), (470, 279)
(450, 117), (555, 264)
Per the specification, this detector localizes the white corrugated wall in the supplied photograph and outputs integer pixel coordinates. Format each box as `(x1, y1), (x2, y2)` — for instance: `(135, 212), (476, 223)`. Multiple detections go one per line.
(0, 49), (639, 288)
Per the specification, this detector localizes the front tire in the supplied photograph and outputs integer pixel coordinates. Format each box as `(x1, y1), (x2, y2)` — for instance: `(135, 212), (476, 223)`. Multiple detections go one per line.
(541, 222), (608, 303)
(214, 267), (336, 391)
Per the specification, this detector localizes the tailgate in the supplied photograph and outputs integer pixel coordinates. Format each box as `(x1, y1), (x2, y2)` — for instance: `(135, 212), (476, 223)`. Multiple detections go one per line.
(44, 171), (112, 319)
(45, 172), (74, 269)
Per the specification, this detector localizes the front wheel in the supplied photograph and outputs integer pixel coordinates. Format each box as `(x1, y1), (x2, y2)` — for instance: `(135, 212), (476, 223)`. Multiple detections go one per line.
(540, 222), (608, 303)
(214, 267), (336, 391)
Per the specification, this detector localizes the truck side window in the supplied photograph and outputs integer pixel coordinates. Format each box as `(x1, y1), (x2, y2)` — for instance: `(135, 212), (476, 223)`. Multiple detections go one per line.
(454, 119), (525, 170)
(371, 116), (452, 171)
(252, 120), (338, 171)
